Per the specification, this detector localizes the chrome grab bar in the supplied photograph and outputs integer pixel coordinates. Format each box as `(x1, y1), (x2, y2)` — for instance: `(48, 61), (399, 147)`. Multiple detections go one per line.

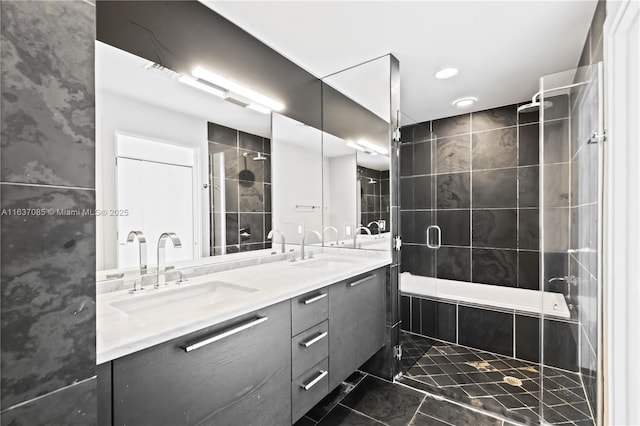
(426, 225), (441, 249)
(301, 370), (328, 391)
(349, 274), (376, 287)
(300, 331), (328, 348)
(302, 293), (327, 305)
(181, 316), (268, 352)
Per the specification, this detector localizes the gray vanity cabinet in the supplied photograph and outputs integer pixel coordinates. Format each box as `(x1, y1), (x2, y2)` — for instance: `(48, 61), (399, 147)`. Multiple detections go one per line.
(328, 269), (385, 390)
(111, 300), (291, 426)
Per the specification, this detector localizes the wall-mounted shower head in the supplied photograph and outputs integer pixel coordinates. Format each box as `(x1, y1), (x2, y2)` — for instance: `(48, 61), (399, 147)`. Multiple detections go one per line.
(368, 178), (377, 184)
(517, 91), (554, 114)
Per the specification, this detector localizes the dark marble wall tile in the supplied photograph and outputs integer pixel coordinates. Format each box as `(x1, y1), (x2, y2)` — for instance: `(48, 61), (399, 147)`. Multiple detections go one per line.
(458, 306), (513, 356)
(543, 163), (570, 208)
(543, 118), (570, 164)
(264, 183), (272, 212)
(543, 319), (578, 371)
(207, 122), (237, 147)
(401, 245), (435, 278)
(400, 296), (411, 332)
(472, 128), (517, 170)
(437, 173), (470, 209)
(544, 95), (570, 122)
(435, 135), (470, 174)
(411, 298), (421, 332)
(400, 177), (414, 209)
(420, 299), (456, 343)
(544, 252), (569, 286)
(471, 209), (517, 249)
(413, 175), (432, 210)
(400, 211), (415, 242)
(1, 1), (95, 188)
(224, 213), (239, 245)
(518, 166), (539, 208)
(518, 124), (539, 166)
(472, 105), (517, 132)
(238, 131), (263, 152)
(413, 211), (432, 245)
(472, 169), (517, 208)
(224, 178), (239, 212)
(436, 247), (471, 282)
(471, 248), (517, 287)
(0, 378), (97, 426)
(400, 124), (415, 143)
(1, 185), (96, 409)
(436, 209), (470, 246)
(210, 142), (239, 179)
(518, 251), (540, 290)
(432, 114), (470, 138)
(518, 209), (539, 250)
(400, 143), (414, 177)
(413, 141), (432, 175)
(238, 213), (264, 244)
(239, 182), (264, 212)
(515, 315), (540, 363)
(413, 122), (432, 143)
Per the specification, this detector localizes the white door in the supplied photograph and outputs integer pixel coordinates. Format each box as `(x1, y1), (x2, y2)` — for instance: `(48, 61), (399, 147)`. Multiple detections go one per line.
(116, 156), (195, 269)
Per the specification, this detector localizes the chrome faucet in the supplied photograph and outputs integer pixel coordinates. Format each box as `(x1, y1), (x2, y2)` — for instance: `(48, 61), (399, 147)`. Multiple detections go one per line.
(353, 226), (372, 248)
(548, 275), (577, 299)
(267, 229), (286, 253)
(323, 226), (339, 246)
(367, 221), (381, 236)
(156, 233), (182, 288)
(126, 230), (147, 275)
(301, 230), (322, 260)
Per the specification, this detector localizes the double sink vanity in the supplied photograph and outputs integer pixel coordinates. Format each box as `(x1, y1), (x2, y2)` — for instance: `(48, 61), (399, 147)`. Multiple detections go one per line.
(97, 248), (390, 425)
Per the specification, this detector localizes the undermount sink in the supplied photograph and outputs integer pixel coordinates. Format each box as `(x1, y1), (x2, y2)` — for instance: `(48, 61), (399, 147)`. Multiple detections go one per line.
(290, 257), (358, 269)
(111, 281), (258, 318)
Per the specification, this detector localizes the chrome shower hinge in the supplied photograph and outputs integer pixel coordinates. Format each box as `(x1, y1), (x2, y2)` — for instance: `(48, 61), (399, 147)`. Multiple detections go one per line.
(588, 131), (607, 144)
(394, 345), (402, 360)
(392, 128), (401, 142)
(393, 236), (402, 251)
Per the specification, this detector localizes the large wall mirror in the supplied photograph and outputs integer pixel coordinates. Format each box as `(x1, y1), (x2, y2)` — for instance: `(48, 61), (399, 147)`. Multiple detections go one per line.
(95, 2), (393, 278)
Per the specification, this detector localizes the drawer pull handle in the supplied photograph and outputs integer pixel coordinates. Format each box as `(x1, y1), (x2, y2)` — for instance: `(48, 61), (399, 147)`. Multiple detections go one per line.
(349, 274), (376, 287)
(302, 293), (327, 305)
(181, 316), (268, 352)
(301, 370), (328, 391)
(300, 331), (328, 348)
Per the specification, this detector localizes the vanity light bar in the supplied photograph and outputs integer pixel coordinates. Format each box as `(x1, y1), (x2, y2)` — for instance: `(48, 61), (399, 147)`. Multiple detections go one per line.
(192, 66), (285, 112)
(178, 75), (226, 98)
(357, 139), (388, 155)
(346, 141), (366, 152)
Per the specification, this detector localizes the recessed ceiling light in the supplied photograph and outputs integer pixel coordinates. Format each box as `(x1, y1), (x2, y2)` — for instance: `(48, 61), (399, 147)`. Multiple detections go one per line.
(453, 97), (477, 108)
(435, 68), (458, 80)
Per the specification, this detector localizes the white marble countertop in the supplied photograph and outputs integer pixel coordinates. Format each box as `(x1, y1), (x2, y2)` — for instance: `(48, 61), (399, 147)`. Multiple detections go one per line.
(97, 248), (391, 364)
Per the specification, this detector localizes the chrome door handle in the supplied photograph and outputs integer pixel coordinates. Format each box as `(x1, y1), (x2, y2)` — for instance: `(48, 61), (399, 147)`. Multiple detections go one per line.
(301, 293), (327, 305)
(181, 316), (268, 352)
(426, 225), (441, 249)
(300, 370), (328, 391)
(348, 274), (376, 287)
(300, 331), (328, 348)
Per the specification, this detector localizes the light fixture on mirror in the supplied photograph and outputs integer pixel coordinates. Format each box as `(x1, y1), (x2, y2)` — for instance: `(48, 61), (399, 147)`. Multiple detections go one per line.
(453, 97), (477, 108)
(177, 75), (226, 98)
(191, 66), (285, 112)
(346, 141), (365, 152)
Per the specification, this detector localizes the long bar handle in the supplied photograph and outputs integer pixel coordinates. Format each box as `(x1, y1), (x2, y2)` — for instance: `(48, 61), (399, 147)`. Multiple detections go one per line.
(302, 293), (327, 305)
(181, 316), (268, 352)
(301, 370), (328, 391)
(426, 225), (442, 249)
(300, 331), (328, 348)
(349, 274), (376, 287)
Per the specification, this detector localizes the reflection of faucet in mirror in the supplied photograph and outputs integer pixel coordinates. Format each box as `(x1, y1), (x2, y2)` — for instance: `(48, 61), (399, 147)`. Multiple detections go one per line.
(126, 230), (147, 275)
(323, 226), (339, 246)
(301, 230), (322, 260)
(267, 229), (286, 253)
(156, 233), (182, 288)
(353, 226), (372, 248)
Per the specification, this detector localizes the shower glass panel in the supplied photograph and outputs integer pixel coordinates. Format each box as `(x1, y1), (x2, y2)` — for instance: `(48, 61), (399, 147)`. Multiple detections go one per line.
(539, 63), (603, 426)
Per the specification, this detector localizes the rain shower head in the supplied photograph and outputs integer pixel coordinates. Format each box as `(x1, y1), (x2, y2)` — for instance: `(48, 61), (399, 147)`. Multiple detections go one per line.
(518, 91), (554, 114)
(243, 152), (267, 161)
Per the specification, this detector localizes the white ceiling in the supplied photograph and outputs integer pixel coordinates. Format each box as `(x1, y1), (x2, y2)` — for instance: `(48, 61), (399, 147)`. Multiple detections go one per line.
(204, 0), (597, 124)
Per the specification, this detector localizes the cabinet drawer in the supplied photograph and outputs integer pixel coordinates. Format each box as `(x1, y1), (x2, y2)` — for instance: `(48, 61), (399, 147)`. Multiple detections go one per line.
(292, 358), (329, 423)
(292, 320), (329, 379)
(291, 287), (329, 336)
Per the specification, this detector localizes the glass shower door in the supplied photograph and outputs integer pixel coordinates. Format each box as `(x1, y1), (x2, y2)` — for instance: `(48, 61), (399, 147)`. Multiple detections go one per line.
(539, 63), (603, 426)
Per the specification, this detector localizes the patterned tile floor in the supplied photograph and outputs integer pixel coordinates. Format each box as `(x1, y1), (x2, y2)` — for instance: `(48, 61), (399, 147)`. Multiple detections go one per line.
(295, 372), (515, 426)
(398, 332), (595, 426)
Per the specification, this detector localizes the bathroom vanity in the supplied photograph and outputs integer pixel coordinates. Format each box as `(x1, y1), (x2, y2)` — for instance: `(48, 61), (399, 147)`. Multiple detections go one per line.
(96, 251), (389, 426)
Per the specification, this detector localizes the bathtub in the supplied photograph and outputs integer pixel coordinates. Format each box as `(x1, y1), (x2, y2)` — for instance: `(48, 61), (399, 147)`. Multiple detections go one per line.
(400, 272), (570, 319)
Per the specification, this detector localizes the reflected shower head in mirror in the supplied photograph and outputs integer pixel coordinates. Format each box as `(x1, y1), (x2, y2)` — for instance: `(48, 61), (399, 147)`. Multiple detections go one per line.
(368, 178), (377, 184)
(518, 91), (554, 113)
(243, 152), (267, 161)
